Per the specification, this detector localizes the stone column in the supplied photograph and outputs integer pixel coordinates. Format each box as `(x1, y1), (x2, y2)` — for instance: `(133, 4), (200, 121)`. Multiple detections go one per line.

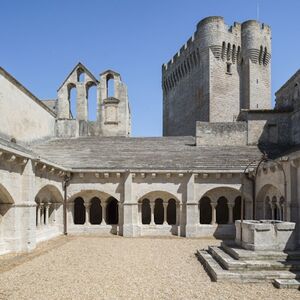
(176, 203), (181, 226)
(40, 203), (44, 227)
(163, 202), (168, 225)
(122, 172), (139, 237)
(138, 202), (142, 224)
(84, 202), (91, 225)
(52, 203), (58, 224)
(101, 201), (107, 225)
(36, 204), (41, 227)
(210, 202), (217, 225)
(67, 202), (74, 225)
(150, 201), (155, 225)
(186, 174), (198, 237)
(228, 203), (234, 224)
(45, 203), (50, 226)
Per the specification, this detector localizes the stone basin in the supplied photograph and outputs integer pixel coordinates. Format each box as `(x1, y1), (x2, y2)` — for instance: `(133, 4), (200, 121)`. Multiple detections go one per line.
(235, 220), (296, 251)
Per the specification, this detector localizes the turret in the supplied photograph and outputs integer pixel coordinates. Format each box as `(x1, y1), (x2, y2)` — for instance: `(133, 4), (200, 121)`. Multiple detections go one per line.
(241, 20), (272, 110)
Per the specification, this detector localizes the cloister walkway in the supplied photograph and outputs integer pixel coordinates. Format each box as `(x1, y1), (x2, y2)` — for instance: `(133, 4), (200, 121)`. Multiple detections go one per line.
(0, 236), (297, 299)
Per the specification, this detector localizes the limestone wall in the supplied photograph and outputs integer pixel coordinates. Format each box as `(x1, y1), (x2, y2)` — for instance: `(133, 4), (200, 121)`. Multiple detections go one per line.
(162, 16), (271, 136)
(196, 121), (247, 146)
(0, 68), (55, 143)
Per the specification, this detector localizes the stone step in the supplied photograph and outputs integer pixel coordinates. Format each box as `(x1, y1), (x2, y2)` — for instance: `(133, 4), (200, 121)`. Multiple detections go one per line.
(273, 279), (300, 289)
(221, 242), (300, 261)
(196, 249), (300, 283)
(209, 246), (300, 271)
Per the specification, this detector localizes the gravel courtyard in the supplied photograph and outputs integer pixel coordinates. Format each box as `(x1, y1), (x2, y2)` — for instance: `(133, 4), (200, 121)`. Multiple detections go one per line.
(0, 236), (299, 300)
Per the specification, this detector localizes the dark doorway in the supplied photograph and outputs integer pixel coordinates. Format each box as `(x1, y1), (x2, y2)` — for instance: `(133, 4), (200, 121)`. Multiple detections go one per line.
(74, 197), (85, 224)
(90, 197), (102, 224)
(106, 197), (118, 225)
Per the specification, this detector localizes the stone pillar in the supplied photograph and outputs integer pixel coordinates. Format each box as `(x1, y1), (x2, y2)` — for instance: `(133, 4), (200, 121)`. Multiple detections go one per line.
(228, 203), (234, 224)
(122, 172), (139, 237)
(138, 202), (142, 224)
(101, 201), (107, 225)
(186, 174), (198, 237)
(36, 204), (41, 227)
(84, 202), (91, 225)
(163, 202), (168, 225)
(45, 203), (50, 226)
(52, 203), (58, 224)
(76, 83), (88, 122)
(67, 202), (74, 225)
(210, 202), (217, 225)
(150, 201), (155, 225)
(176, 203), (181, 226)
(40, 203), (45, 226)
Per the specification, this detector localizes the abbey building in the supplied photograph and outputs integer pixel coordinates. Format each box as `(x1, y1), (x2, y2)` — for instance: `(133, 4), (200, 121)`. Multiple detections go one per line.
(0, 16), (300, 255)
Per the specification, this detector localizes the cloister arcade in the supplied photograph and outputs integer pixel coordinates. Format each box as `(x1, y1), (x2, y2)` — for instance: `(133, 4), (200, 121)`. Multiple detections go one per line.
(35, 185), (63, 242)
(256, 184), (286, 221)
(199, 187), (243, 225)
(72, 196), (119, 226)
(0, 184), (14, 253)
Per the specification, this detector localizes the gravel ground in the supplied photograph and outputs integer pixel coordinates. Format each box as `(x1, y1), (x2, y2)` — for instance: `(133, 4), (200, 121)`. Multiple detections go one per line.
(0, 236), (299, 300)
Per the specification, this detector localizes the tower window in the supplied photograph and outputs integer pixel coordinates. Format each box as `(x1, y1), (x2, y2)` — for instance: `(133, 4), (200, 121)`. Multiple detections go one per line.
(226, 63), (232, 74)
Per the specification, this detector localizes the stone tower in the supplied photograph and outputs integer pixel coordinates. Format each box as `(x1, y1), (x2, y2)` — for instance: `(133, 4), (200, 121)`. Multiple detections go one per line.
(162, 16), (271, 136)
(56, 63), (131, 137)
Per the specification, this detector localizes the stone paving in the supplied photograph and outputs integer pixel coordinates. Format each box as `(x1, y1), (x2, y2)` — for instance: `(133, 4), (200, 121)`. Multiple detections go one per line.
(0, 236), (299, 300)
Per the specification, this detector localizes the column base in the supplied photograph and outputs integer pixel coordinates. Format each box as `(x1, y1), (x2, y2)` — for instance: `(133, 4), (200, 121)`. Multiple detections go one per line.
(122, 224), (140, 237)
(185, 224), (198, 238)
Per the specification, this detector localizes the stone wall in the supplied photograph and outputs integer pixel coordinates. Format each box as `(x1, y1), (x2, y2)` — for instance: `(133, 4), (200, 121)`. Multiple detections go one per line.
(0, 68), (55, 143)
(162, 16), (271, 136)
(196, 121), (247, 146)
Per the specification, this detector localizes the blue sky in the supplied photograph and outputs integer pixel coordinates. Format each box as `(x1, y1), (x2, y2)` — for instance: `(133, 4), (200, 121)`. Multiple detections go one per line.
(0, 0), (299, 136)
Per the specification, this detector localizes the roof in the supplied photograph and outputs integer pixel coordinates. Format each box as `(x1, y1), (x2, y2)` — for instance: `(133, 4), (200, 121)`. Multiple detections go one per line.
(30, 136), (264, 171)
(0, 67), (56, 117)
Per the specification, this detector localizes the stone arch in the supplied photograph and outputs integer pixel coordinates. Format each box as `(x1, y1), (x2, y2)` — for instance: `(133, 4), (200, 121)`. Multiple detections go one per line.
(90, 197), (102, 225)
(0, 184), (14, 252)
(106, 197), (118, 225)
(77, 67), (85, 82)
(138, 191), (180, 227)
(199, 197), (212, 224)
(233, 196), (242, 222)
(167, 199), (176, 225)
(86, 81), (97, 121)
(141, 199), (151, 224)
(67, 82), (77, 119)
(216, 197), (228, 224)
(200, 186), (241, 225)
(256, 184), (283, 220)
(74, 197), (85, 225)
(35, 185), (63, 227)
(154, 198), (164, 225)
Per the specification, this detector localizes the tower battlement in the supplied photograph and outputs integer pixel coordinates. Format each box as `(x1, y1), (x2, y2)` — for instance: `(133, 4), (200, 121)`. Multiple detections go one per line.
(162, 16), (272, 136)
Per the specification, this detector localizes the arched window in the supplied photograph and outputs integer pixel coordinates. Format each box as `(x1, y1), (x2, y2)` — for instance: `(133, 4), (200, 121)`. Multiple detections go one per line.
(77, 68), (85, 82)
(141, 199), (151, 224)
(106, 74), (115, 98)
(90, 197), (102, 225)
(216, 197), (228, 224)
(106, 197), (118, 225)
(199, 197), (212, 224)
(272, 196), (279, 220)
(74, 197), (85, 225)
(68, 84), (77, 119)
(167, 199), (176, 225)
(154, 198), (164, 224)
(87, 83), (97, 121)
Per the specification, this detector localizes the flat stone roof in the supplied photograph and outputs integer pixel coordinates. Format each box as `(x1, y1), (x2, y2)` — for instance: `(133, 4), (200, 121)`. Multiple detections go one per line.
(30, 136), (263, 171)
